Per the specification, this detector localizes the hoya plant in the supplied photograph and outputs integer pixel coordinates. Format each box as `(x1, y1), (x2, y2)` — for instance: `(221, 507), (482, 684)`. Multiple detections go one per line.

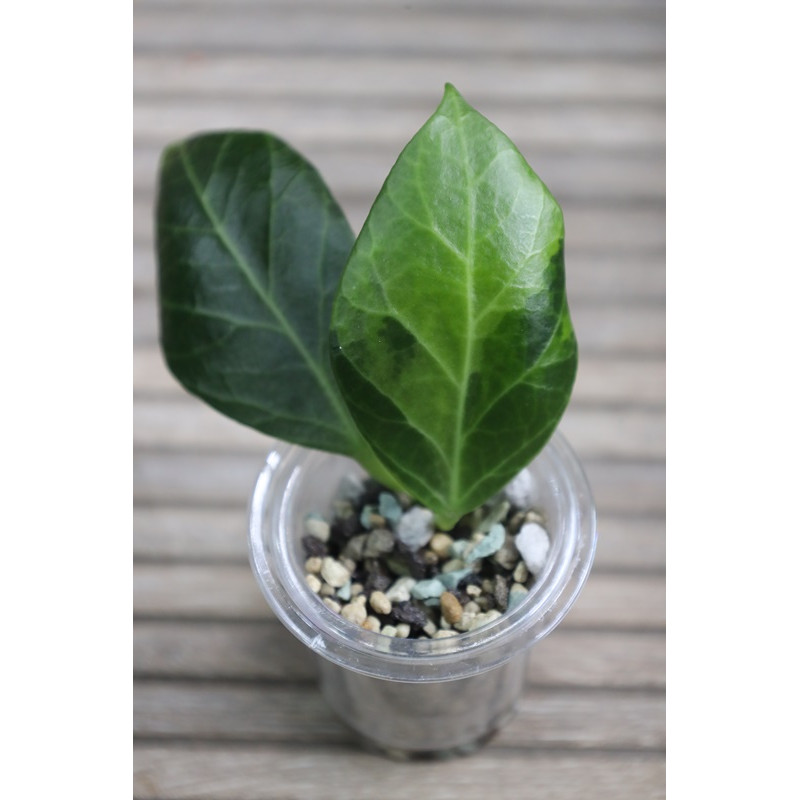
(156, 84), (577, 530)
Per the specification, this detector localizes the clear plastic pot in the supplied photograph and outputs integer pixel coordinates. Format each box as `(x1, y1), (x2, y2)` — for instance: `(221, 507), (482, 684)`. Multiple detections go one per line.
(248, 430), (597, 759)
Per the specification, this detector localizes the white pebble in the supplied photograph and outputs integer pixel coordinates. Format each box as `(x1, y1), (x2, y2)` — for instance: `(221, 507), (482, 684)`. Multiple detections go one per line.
(504, 468), (536, 508)
(515, 522), (551, 576)
(385, 576), (417, 603)
(321, 557), (351, 588)
(513, 560), (530, 584)
(362, 615), (381, 632)
(469, 609), (503, 631)
(395, 623), (411, 638)
(305, 574), (322, 594)
(381, 625), (398, 638)
(433, 629), (459, 639)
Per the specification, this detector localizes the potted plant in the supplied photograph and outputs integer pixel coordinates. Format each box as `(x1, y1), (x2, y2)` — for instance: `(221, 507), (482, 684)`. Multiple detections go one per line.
(156, 84), (597, 759)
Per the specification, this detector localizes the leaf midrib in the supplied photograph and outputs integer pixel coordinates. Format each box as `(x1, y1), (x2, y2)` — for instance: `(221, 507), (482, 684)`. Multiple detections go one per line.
(175, 140), (359, 448)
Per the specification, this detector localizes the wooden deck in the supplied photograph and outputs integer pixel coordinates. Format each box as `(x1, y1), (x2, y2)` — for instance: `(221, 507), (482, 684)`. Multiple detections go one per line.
(133, 1), (665, 797)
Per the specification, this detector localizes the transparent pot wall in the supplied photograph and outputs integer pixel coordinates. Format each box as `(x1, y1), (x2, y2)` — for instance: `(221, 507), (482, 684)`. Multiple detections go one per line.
(249, 432), (597, 759)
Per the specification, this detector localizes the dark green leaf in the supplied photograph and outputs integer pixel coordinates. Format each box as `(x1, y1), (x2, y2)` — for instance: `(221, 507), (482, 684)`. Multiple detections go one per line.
(331, 85), (578, 528)
(156, 131), (365, 456)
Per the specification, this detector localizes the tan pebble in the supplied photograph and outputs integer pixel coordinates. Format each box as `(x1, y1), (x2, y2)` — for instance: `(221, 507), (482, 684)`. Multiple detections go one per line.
(455, 612), (476, 632)
(369, 591), (392, 615)
(422, 549), (439, 566)
(440, 591), (463, 624)
(381, 625), (398, 638)
(513, 561), (529, 584)
(340, 557), (357, 575)
(525, 509), (545, 525)
(442, 558), (466, 573)
(362, 615), (381, 632)
(319, 583), (335, 597)
(350, 582), (364, 597)
(322, 597), (342, 614)
(395, 623), (411, 638)
(429, 532), (454, 559)
(470, 530), (486, 543)
(304, 574), (322, 594)
(353, 593), (367, 606)
(481, 579), (494, 595)
(465, 584), (482, 598)
(433, 629), (459, 639)
(341, 601), (367, 625)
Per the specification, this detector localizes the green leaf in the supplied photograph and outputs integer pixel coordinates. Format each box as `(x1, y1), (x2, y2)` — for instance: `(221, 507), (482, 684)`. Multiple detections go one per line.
(331, 85), (578, 528)
(156, 131), (366, 456)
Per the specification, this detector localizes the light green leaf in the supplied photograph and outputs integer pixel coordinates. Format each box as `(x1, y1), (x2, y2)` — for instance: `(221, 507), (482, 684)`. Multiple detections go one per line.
(331, 85), (577, 528)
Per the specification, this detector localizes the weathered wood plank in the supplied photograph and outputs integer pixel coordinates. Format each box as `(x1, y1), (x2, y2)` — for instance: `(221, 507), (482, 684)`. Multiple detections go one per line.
(133, 57), (665, 103)
(134, 504), (664, 571)
(134, 744), (665, 800)
(132, 399), (664, 460)
(133, 292), (664, 355)
(133, 564), (665, 629)
(134, 145), (665, 206)
(133, 451), (665, 514)
(134, 620), (664, 689)
(133, 244), (666, 300)
(133, 101), (664, 151)
(133, 681), (663, 749)
(134, 345), (665, 406)
(134, 9), (664, 58)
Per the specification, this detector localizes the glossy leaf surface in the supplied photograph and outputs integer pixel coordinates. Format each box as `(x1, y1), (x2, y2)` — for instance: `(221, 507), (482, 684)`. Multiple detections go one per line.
(157, 131), (366, 456)
(331, 85), (578, 528)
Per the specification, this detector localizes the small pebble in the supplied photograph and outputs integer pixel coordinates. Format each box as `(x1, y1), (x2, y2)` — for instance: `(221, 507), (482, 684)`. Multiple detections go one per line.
(322, 597), (342, 614)
(494, 575), (509, 611)
(440, 591), (463, 624)
(342, 533), (368, 561)
(395, 623), (411, 638)
(302, 534), (327, 558)
(378, 492), (403, 525)
(422, 620), (438, 637)
(470, 609), (503, 631)
(466, 523), (505, 563)
(465, 584), (482, 598)
(319, 583), (335, 598)
(341, 600), (367, 625)
(321, 557), (351, 588)
(504, 468), (535, 508)
(433, 629), (459, 639)
(477, 500), (510, 533)
(439, 567), (474, 590)
(385, 576), (416, 603)
(370, 590), (392, 615)
(395, 506), (434, 549)
(515, 522), (551, 576)
(364, 528), (395, 557)
(336, 581), (352, 602)
(304, 556), (323, 574)
(391, 600), (428, 628)
(362, 615), (382, 632)
(513, 560), (530, 584)
(305, 574), (322, 594)
(304, 514), (330, 542)
(442, 558), (467, 573)
(381, 625), (398, 638)
(429, 532), (454, 559)
(411, 578), (446, 601)
(508, 583), (528, 610)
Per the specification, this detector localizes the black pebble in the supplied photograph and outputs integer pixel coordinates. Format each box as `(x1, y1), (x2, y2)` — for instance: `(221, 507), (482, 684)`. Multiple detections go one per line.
(391, 601), (428, 628)
(301, 535), (327, 558)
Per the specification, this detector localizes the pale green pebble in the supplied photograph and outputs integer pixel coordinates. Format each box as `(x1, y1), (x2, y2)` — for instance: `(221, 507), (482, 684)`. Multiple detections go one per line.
(385, 576), (416, 603)
(378, 492), (403, 525)
(411, 578), (446, 600)
(466, 523), (505, 564)
(450, 539), (471, 559)
(508, 583), (528, 610)
(336, 580), (352, 601)
(359, 505), (377, 529)
(438, 568), (473, 590)
(424, 597), (441, 607)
